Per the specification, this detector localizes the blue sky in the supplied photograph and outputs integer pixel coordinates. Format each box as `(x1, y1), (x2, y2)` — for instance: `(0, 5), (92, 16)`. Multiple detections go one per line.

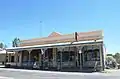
(0, 0), (120, 53)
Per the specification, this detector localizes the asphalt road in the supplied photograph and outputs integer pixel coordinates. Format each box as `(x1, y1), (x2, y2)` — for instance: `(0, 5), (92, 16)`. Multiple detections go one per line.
(0, 68), (120, 79)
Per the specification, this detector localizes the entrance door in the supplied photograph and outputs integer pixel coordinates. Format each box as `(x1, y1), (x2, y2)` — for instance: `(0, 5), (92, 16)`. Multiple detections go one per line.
(42, 48), (53, 69)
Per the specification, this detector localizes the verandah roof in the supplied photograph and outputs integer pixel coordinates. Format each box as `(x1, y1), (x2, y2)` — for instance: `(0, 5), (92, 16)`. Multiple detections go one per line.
(6, 40), (103, 52)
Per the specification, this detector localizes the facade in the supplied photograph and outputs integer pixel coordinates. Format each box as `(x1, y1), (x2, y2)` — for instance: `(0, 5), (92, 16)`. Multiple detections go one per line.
(0, 49), (14, 64)
(6, 30), (105, 72)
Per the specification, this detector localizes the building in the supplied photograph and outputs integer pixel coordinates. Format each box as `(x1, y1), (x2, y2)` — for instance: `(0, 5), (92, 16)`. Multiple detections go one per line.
(0, 49), (14, 65)
(6, 30), (105, 72)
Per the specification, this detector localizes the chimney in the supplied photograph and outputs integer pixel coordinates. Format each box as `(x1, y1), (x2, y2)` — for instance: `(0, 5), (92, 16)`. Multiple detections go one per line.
(75, 32), (77, 41)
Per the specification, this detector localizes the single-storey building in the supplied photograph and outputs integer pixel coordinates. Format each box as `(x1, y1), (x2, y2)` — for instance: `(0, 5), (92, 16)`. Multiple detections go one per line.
(6, 30), (105, 72)
(0, 49), (14, 65)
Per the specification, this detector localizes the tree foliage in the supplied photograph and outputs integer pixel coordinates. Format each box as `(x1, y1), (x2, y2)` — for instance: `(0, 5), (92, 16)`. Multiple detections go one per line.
(113, 53), (120, 64)
(107, 54), (113, 56)
(105, 56), (117, 69)
(0, 43), (4, 48)
(0, 42), (7, 49)
(12, 37), (20, 47)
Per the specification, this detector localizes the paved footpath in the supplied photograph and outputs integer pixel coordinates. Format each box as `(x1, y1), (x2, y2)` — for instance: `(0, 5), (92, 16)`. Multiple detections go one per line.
(0, 68), (120, 79)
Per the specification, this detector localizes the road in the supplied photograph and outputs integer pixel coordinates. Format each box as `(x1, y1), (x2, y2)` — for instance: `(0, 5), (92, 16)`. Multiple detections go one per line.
(0, 68), (120, 79)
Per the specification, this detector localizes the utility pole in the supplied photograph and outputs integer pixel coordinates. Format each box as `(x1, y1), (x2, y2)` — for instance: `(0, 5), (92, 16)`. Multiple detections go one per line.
(40, 21), (42, 37)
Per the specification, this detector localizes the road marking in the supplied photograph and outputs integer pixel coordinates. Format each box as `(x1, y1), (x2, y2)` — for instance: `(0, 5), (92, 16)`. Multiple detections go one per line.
(0, 76), (14, 79)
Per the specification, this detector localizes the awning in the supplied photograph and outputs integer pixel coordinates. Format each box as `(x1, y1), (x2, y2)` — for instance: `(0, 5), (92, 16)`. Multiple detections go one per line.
(6, 40), (103, 52)
(0, 50), (14, 54)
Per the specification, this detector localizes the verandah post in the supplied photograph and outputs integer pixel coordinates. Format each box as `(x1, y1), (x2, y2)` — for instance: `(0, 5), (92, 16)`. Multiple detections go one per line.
(58, 47), (64, 71)
(28, 50), (32, 68)
(15, 51), (18, 67)
(60, 48), (64, 70)
(78, 46), (83, 71)
(39, 49), (41, 69)
(99, 44), (103, 71)
(5, 50), (8, 66)
(41, 48), (47, 69)
(76, 46), (79, 67)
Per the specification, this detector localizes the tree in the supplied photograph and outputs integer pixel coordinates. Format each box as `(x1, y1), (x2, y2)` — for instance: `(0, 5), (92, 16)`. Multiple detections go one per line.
(107, 54), (113, 56)
(105, 56), (117, 69)
(4, 44), (7, 48)
(0, 43), (4, 48)
(12, 38), (20, 47)
(113, 53), (120, 64)
(0, 42), (7, 49)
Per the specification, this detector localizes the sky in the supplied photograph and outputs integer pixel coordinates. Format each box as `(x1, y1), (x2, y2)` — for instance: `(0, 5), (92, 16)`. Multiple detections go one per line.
(0, 0), (120, 53)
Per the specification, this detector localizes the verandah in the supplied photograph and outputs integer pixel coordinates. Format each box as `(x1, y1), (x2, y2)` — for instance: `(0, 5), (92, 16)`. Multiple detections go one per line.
(6, 41), (104, 72)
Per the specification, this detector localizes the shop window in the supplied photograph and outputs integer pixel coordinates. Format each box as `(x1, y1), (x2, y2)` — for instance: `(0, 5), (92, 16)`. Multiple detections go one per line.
(62, 51), (75, 62)
(62, 51), (69, 62)
(84, 49), (100, 61)
(57, 51), (75, 62)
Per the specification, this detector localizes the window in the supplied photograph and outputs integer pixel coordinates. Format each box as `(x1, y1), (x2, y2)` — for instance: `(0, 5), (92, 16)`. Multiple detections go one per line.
(57, 51), (75, 62)
(11, 56), (14, 62)
(17, 56), (19, 62)
(84, 49), (100, 61)
(62, 51), (69, 62)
